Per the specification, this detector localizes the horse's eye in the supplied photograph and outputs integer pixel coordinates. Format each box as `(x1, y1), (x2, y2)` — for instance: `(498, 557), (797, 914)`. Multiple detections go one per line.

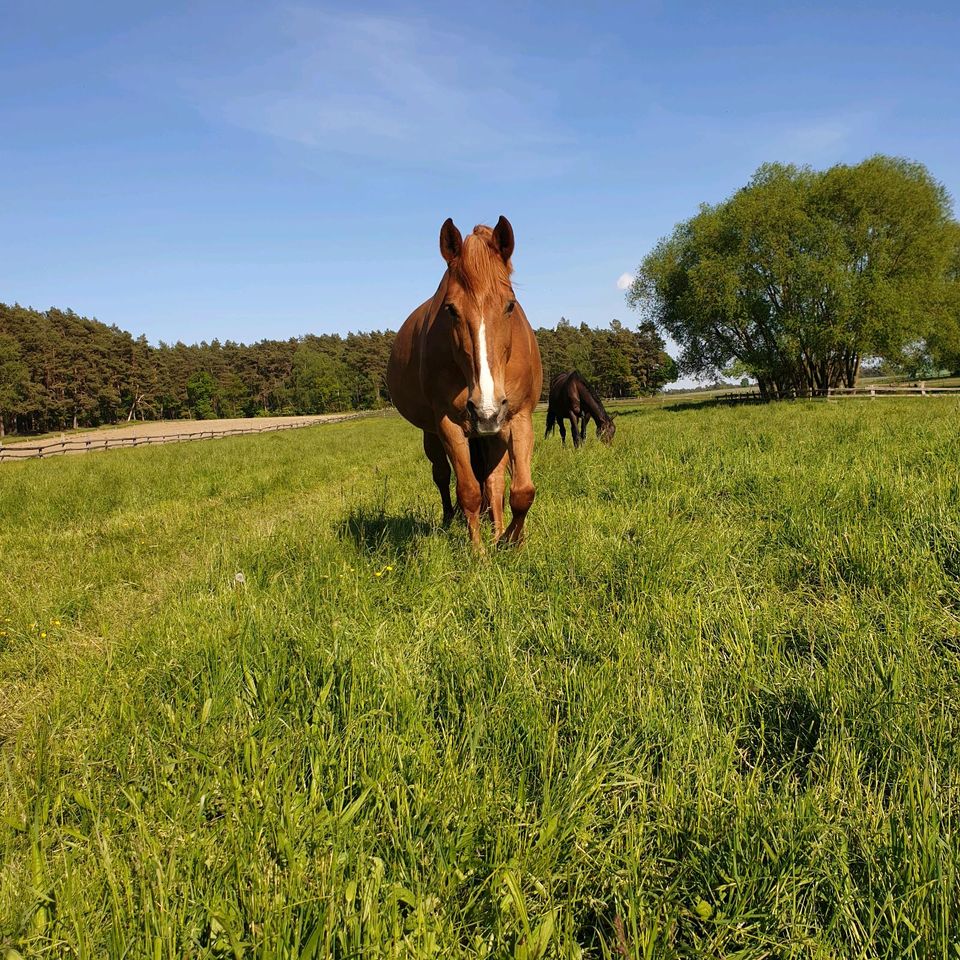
(445, 303), (459, 319)
(505, 300), (516, 314)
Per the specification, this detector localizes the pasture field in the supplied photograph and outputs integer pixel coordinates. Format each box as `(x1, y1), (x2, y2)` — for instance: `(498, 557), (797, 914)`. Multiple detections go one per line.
(1, 400), (959, 958)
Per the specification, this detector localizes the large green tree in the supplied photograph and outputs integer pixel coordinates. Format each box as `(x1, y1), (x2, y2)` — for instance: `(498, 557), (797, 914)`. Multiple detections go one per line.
(924, 220), (960, 374)
(628, 156), (959, 398)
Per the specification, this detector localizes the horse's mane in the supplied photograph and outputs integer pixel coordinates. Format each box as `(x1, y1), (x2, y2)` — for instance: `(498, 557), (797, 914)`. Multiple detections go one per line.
(451, 225), (513, 297)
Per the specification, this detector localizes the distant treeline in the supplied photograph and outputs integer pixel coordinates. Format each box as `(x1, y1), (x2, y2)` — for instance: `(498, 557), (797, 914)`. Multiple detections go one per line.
(0, 303), (675, 436)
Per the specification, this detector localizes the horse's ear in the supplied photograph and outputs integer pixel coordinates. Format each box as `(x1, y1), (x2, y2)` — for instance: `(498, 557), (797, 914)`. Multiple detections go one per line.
(493, 215), (514, 263)
(440, 218), (463, 264)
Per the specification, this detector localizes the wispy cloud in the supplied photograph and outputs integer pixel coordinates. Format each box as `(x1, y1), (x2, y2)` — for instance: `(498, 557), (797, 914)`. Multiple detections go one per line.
(634, 101), (885, 174)
(616, 272), (634, 290)
(179, 5), (572, 174)
(772, 110), (880, 162)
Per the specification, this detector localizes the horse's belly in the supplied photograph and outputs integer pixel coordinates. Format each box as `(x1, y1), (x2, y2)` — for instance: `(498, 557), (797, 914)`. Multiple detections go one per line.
(392, 391), (435, 432)
(388, 326), (437, 432)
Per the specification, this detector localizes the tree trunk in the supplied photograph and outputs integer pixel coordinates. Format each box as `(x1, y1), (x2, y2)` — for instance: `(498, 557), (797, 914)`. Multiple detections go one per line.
(845, 353), (860, 388)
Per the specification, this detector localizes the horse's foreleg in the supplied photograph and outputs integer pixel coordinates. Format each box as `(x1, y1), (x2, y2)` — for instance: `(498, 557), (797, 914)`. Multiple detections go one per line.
(503, 414), (536, 545)
(558, 419), (567, 444)
(481, 438), (509, 541)
(438, 418), (484, 548)
(423, 431), (456, 525)
(569, 414), (582, 448)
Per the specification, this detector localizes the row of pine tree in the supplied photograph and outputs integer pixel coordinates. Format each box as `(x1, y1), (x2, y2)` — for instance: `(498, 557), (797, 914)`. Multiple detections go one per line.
(0, 302), (675, 436)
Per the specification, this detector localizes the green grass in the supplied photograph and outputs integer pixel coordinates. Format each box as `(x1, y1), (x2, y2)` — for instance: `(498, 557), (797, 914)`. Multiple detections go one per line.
(1, 400), (959, 958)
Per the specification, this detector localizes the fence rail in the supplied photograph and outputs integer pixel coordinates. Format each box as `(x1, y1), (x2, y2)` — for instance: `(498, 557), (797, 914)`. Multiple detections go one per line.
(0, 413), (367, 463)
(719, 383), (960, 405)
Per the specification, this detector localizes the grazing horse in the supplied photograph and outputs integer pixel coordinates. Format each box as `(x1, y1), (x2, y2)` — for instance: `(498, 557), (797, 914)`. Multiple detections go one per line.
(545, 371), (615, 448)
(387, 217), (543, 546)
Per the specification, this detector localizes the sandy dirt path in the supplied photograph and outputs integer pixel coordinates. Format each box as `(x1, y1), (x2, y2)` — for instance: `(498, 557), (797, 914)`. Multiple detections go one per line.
(0, 413), (373, 460)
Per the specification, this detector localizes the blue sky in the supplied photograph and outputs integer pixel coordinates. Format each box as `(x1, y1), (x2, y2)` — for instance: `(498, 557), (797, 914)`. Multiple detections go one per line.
(2, 1), (959, 381)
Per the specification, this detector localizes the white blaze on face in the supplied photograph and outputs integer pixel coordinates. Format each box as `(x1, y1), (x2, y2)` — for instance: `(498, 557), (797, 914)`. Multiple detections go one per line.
(476, 316), (498, 418)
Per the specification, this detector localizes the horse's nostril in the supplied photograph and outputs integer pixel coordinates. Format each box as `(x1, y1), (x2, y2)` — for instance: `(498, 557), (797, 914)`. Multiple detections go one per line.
(500, 398), (508, 407)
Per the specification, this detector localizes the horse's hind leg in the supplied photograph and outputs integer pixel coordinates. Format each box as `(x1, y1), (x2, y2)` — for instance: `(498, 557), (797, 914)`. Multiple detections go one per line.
(423, 431), (456, 526)
(469, 438), (492, 519)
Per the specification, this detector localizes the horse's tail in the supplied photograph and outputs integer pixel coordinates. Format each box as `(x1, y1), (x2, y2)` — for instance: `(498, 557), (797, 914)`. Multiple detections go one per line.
(545, 405), (556, 438)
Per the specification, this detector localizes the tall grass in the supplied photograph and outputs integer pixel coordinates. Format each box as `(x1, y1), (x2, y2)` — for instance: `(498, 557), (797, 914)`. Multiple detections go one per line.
(1, 400), (959, 958)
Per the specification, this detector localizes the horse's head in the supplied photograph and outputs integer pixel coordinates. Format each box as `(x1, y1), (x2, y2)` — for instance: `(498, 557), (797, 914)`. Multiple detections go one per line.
(439, 216), (518, 436)
(599, 416), (616, 444)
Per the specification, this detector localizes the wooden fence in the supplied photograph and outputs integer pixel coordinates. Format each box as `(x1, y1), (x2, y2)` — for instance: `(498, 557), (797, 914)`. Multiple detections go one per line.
(0, 413), (367, 463)
(719, 383), (960, 405)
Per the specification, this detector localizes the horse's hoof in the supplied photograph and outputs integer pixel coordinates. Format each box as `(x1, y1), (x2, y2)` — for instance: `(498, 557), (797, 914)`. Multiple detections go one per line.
(501, 524), (525, 547)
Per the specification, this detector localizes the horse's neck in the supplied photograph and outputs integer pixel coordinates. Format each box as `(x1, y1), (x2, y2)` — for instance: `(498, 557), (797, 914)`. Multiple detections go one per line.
(578, 383), (607, 425)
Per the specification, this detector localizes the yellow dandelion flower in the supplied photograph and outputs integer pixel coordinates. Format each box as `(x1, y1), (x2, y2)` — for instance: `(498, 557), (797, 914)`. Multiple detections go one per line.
(40, 632), (47, 639)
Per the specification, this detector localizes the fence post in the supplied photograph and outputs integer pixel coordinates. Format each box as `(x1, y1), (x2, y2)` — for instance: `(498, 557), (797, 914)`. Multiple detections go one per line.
(920, 381), (927, 396)
(870, 387), (875, 400)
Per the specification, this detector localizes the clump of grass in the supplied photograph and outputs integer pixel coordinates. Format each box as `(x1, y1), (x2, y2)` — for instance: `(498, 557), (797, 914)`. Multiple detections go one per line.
(1, 401), (959, 957)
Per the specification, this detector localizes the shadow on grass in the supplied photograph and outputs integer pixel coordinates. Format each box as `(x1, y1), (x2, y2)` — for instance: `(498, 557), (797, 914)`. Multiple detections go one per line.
(604, 406), (656, 419)
(661, 398), (727, 413)
(603, 398), (750, 417)
(337, 506), (436, 556)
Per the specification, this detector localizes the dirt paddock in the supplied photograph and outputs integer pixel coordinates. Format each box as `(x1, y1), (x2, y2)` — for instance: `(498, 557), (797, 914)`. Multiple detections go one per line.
(0, 413), (370, 461)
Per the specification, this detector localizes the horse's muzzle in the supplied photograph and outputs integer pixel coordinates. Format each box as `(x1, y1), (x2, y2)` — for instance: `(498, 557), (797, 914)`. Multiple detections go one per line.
(466, 398), (508, 436)
(473, 419), (502, 436)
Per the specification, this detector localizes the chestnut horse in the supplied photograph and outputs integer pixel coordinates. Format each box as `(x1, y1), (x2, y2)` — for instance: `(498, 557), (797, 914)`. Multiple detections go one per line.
(387, 217), (543, 546)
(545, 371), (615, 447)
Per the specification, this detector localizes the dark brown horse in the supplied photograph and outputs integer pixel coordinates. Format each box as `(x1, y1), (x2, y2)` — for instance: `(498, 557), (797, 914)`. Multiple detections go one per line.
(545, 371), (615, 447)
(387, 217), (543, 546)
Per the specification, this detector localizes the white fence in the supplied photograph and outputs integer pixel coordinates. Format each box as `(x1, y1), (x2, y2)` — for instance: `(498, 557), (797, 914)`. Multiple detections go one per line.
(720, 383), (960, 405)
